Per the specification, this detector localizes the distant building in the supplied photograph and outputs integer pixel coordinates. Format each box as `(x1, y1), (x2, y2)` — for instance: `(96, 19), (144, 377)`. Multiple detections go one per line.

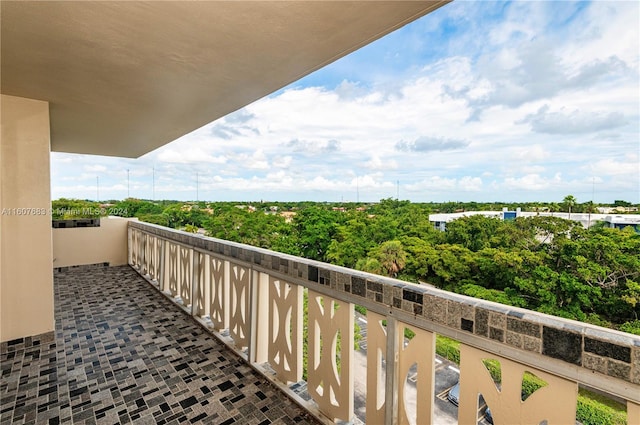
(429, 210), (502, 231)
(429, 210), (640, 232)
(603, 215), (640, 233)
(597, 206), (639, 214)
(280, 211), (297, 223)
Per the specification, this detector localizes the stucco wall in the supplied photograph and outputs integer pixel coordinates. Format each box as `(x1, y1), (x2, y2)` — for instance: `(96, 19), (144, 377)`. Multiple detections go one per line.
(1, 94), (54, 342)
(53, 217), (134, 268)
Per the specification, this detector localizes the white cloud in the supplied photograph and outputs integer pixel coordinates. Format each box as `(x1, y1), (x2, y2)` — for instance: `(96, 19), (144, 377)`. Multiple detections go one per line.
(84, 164), (107, 173)
(396, 136), (470, 153)
(405, 176), (483, 193)
(49, 1), (639, 204)
(284, 138), (341, 155)
(156, 147), (227, 164)
(511, 145), (550, 162)
(521, 105), (627, 134)
(273, 156), (292, 169)
(458, 176), (483, 192)
(589, 158), (639, 177)
(503, 173), (562, 191)
(365, 155), (397, 171)
(521, 165), (546, 174)
(231, 150), (269, 171)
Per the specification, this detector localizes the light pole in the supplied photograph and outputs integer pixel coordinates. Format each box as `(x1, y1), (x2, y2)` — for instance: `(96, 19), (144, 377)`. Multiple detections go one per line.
(152, 166), (155, 200)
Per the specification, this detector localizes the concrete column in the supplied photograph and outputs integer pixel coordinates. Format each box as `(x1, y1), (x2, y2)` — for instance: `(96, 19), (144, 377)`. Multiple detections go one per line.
(0, 94), (54, 342)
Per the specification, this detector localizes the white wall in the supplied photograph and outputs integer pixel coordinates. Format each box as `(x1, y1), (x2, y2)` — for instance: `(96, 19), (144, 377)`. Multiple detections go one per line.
(53, 217), (134, 267)
(1, 94), (54, 342)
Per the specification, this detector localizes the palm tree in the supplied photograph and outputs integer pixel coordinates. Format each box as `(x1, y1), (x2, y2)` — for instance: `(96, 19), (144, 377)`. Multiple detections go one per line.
(377, 240), (407, 278)
(563, 195), (577, 219)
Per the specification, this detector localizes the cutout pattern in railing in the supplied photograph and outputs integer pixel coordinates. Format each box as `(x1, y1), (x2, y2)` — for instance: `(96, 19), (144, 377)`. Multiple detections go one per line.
(398, 323), (435, 425)
(366, 311), (387, 425)
(179, 246), (191, 306)
(307, 289), (354, 422)
(146, 235), (162, 282)
(208, 256), (228, 331)
(366, 312), (435, 425)
(459, 344), (578, 424)
(129, 227), (139, 268)
(167, 243), (178, 297)
(194, 251), (207, 316)
(229, 263), (250, 349)
(267, 276), (303, 384)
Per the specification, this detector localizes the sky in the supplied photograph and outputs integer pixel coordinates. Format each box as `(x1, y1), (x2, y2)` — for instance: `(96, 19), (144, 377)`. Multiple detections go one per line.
(51, 1), (640, 204)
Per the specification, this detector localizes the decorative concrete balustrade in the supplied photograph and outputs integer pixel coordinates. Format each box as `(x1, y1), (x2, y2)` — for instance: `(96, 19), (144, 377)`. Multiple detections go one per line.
(128, 221), (640, 424)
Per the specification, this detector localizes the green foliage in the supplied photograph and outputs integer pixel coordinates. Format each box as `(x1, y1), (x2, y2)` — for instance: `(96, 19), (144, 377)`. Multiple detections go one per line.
(51, 198), (103, 219)
(460, 283), (527, 307)
(435, 335), (460, 364)
(563, 194), (577, 216)
(294, 206), (342, 261)
(110, 198), (163, 217)
(375, 240), (407, 277)
(137, 213), (169, 226)
(327, 215), (378, 268)
(520, 371), (546, 400)
(480, 359), (547, 399)
(163, 203), (210, 229)
(482, 359), (502, 384)
(354, 305), (367, 316)
(577, 389), (627, 425)
(404, 327), (416, 340)
(445, 215), (503, 251)
(422, 243), (476, 289)
(355, 257), (382, 275)
(184, 224), (198, 233)
(204, 205), (294, 251)
(619, 320), (640, 335)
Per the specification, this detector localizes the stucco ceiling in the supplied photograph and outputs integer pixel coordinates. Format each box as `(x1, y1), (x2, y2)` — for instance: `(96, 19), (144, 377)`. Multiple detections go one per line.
(1, 1), (448, 158)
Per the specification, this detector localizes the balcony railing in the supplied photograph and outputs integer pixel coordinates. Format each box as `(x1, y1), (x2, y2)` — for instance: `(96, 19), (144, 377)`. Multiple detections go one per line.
(128, 220), (640, 424)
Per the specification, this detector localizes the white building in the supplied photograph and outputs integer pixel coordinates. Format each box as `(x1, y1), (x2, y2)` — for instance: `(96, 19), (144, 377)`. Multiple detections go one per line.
(429, 209), (640, 232)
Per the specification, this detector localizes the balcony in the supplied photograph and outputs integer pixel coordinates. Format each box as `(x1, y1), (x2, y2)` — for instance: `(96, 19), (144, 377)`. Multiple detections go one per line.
(1, 264), (316, 425)
(4, 219), (637, 424)
(5, 3), (635, 423)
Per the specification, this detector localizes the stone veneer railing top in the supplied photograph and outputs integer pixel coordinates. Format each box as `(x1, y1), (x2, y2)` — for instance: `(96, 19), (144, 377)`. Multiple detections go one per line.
(129, 220), (640, 401)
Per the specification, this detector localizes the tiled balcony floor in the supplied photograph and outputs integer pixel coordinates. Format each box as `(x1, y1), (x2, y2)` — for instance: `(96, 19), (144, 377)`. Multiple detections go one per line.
(1, 266), (319, 425)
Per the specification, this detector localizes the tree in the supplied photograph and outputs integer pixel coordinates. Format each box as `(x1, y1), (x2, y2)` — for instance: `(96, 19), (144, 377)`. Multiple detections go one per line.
(355, 257), (383, 275)
(423, 244), (475, 288)
(375, 240), (407, 277)
(293, 206), (341, 261)
(327, 216), (374, 268)
(445, 215), (502, 251)
(563, 195), (577, 219)
(401, 236), (437, 280)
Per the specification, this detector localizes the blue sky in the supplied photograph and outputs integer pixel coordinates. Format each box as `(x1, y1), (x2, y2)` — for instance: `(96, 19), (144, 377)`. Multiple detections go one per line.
(51, 1), (639, 204)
